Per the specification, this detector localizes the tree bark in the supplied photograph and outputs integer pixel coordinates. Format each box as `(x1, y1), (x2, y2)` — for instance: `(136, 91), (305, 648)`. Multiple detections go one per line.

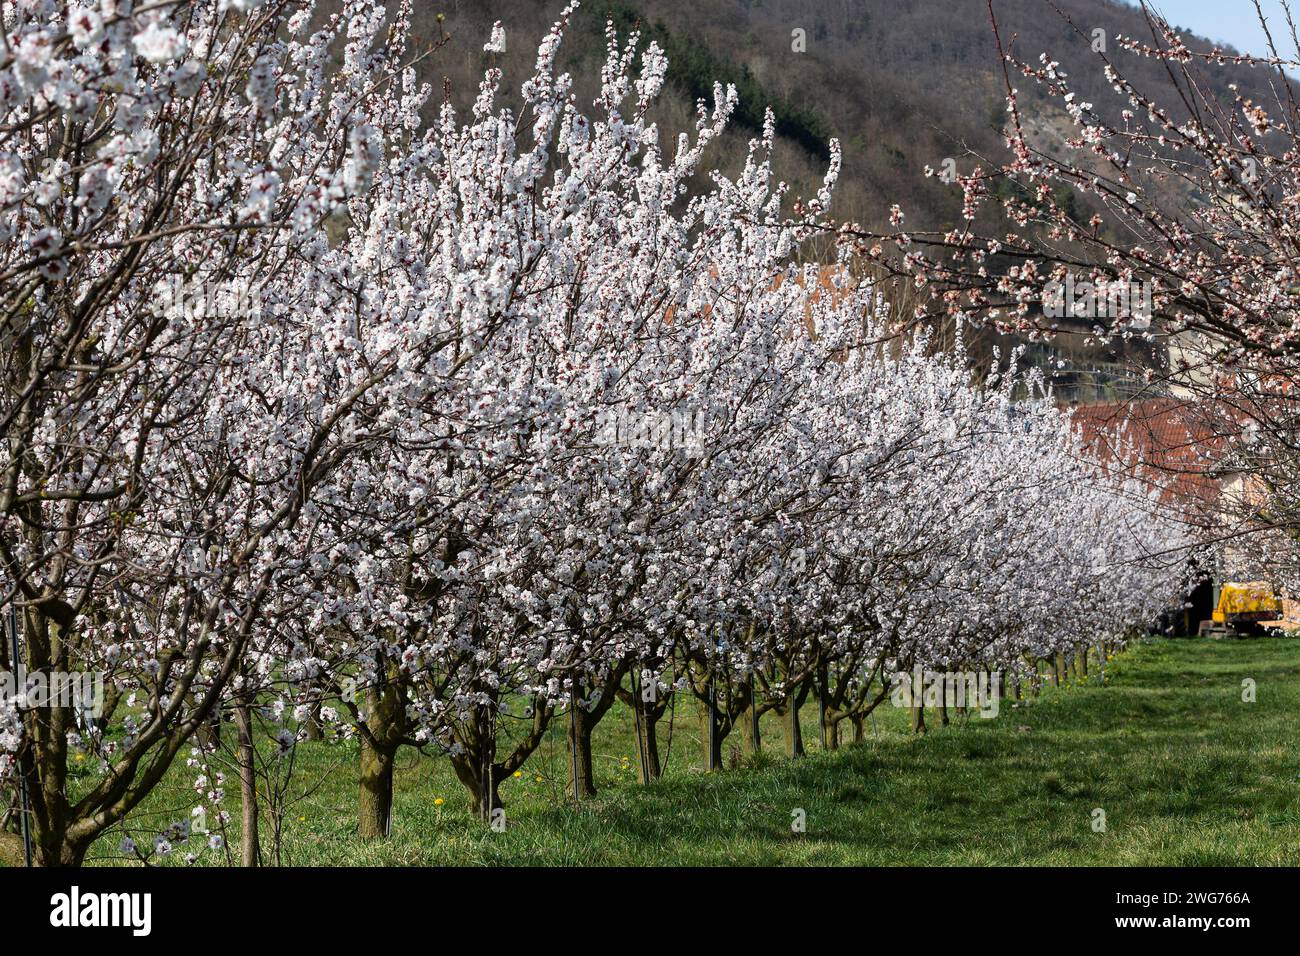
(566, 666), (629, 796)
(625, 680), (665, 783)
(850, 715), (865, 744)
(33, 838), (86, 867)
(782, 693), (805, 758)
(637, 708), (662, 783)
(701, 697), (725, 771)
(357, 675), (405, 839)
(194, 700), (222, 751)
(567, 704), (598, 799)
(448, 755), (504, 821)
(474, 770), (503, 821)
(235, 699), (260, 867)
(739, 694), (762, 755)
(302, 699), (324, 741)
(358, 735), (396, 839)
(822, 713), (840, 750)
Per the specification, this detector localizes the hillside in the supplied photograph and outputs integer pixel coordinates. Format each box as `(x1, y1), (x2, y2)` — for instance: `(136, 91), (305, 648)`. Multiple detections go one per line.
(363, 0), (1289, 397)
(411, 0), (1284, 228)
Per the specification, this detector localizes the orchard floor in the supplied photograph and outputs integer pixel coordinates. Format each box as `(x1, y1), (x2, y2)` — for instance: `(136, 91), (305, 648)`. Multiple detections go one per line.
(88, 636), (1300, 866)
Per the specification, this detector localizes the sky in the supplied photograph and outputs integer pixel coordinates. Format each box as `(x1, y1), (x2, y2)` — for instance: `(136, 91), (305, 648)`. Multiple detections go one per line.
(1132, 0), (1300, 59)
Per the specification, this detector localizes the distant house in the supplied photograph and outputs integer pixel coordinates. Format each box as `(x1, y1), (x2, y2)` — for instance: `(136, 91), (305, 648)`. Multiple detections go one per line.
(1067, 395), (1287, 634)
(1069, 395), (1225, 519)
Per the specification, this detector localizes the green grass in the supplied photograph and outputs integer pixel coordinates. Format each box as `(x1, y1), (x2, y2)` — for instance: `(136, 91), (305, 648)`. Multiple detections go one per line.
(87, 636), (1300, 865)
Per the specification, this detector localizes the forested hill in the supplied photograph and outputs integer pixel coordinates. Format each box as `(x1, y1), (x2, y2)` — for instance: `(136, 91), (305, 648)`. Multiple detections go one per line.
(325, 0), (1287, 398)
(392, 0), (1287, 233)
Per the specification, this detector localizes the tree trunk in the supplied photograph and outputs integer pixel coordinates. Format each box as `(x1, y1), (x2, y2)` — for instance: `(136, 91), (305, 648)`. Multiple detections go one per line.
(32, 838), (86, 867)
(850, 715), (865, 744)
(782, 698), (805, 758)
(739, 696), (762, 755)
(706, 710), (724, 770)
(447, 750), (505, 821)
(700, 695), (726, 771)
(357, 674), (404, 839)
(195, 699), (221, 750)
(821, 713), (839, 750)
(624, 675), (666, 783)
(567, 704), (597, 799)
(235, 699), (260, 867)
(302, 699), (324, 741)
(912, 702), (927, 734)
(474, 703), (499, 823)
(634, 705), (662, 783)
(450, 752), (503, 822)
(474, 770), (503, 821)
(358, 735), (396, 839)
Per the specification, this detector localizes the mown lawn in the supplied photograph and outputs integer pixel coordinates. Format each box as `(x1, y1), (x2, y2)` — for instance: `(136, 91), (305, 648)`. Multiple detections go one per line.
(87, 636), (1300, 865)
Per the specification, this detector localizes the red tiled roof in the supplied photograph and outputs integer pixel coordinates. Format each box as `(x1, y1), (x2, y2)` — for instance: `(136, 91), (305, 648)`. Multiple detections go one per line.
(1069, 396), (1227, 518)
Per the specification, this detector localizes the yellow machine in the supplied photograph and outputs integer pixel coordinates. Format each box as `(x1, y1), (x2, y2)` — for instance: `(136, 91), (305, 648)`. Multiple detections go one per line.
(1201, 582), (1283, 636)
